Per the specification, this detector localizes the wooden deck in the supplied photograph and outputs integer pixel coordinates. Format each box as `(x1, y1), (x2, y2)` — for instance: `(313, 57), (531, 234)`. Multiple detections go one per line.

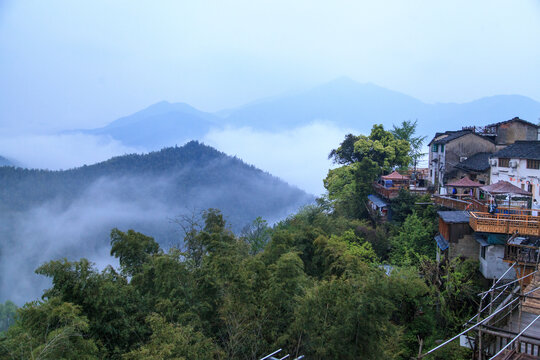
(470, 212), (540, 236)
(433, 195), (488, 211)
(372, 182), (429, 200)
(493, 351), (539, 359)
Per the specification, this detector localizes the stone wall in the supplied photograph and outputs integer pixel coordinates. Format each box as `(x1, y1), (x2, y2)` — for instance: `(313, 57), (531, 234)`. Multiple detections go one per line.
(449, 234), (479, 260)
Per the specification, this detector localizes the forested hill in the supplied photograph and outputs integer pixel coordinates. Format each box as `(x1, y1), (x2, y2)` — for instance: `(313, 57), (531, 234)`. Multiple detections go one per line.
(0, 141), (312, 216)
(0, 141), (313, 304)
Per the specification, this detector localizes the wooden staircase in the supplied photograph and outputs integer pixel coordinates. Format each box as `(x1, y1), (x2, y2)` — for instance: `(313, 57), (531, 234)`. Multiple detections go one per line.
(523, 272), (540, 315)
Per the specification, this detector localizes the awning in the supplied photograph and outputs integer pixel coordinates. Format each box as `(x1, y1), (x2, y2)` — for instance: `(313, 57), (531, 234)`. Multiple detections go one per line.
(367, 194), (388, 208)
(435, 234), (449, 251)
(474, 234), (489, 247)
(480, 180), (531, 196)
(446, 176), (482, 188)
(382, 171), (410, 181)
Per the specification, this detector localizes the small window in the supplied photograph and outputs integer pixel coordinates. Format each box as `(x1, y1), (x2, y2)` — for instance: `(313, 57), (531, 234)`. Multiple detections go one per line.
(440, 144), (445, 152)
(527, 159), (540, 169)
(481, 246), (486, 259)
(499, 158), (510, 167)
(432, 144), (438, 152)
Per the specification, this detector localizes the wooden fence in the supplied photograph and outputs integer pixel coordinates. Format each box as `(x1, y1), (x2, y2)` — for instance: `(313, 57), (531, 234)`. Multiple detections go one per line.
(469, 212), (540, 236)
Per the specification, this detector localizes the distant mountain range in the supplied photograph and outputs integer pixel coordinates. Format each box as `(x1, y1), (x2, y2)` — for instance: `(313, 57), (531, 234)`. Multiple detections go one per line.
(74, 77), (540, 150)
(0, 141), (313, 303)
(81, 101), (221, 148)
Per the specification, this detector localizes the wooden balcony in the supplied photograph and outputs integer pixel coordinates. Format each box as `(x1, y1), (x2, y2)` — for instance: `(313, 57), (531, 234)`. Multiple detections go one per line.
(470, 212), (540, 236)
(433, 195), (488, 212)
(372, 182), (429, 200)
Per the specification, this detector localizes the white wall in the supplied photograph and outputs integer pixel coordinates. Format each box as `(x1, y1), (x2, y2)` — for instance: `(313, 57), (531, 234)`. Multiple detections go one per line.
(490, 158), (540, 202)
(479, 244), (515, 280)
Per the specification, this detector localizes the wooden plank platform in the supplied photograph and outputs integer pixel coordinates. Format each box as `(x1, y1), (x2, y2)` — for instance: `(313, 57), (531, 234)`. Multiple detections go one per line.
(523, 273), (540, 315)
(493, 352), (539, 360)
(508, 312), (540, 340)
(470, 212), (540, 236)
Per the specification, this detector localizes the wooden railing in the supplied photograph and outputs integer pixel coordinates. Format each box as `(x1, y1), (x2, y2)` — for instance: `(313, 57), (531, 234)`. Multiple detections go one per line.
(372, 183), (406, 199)
(470, 212), (540, 236)
(504, 243), (539, 266)
(432, 195), (489, 212)
(372, 183), (429, 200)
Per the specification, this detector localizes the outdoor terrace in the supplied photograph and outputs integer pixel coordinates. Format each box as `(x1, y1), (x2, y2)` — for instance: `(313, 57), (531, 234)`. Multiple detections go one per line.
(372, 182), (429, 200)
(432, 195), (488, 211)
(470, 210), (540, 236)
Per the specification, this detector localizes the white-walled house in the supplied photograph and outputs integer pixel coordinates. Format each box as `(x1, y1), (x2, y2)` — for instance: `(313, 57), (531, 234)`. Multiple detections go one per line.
(489, 141), (540, 202)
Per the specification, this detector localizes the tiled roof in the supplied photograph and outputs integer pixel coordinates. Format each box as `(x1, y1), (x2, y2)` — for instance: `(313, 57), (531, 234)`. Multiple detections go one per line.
(480, 180), (532, 196)
(446, 176), (483, 188)
(437, 211), (470, 224)
(429, 130), (492, 146)
(486, 117), (539, 129)
(491, 141), (540, 161)
(454, 152), (492, 172)
(381, 171), (409, 180)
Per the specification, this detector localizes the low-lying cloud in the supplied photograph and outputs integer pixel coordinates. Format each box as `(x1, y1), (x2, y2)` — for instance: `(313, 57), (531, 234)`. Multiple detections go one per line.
(0, 133), (140, 169)
(0, 176), (182, 304)
(203, 121), (355, 195)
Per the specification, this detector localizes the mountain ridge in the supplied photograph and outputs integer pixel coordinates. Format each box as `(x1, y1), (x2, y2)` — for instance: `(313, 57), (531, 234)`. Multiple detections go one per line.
(68, 78), (540, 152)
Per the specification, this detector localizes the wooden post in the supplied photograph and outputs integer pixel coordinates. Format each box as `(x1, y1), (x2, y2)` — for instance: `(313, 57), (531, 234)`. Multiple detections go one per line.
(478, 296), (484, 360)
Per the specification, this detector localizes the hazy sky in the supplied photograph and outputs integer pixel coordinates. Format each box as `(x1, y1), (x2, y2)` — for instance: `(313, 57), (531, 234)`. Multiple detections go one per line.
(1, 0), (540, 132)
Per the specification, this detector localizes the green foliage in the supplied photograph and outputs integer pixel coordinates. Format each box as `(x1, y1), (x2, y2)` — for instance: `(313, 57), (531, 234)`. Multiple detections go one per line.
(325, 124), (411, 218)
(390, 212), (435, 266)
(0, 301), (17, 333)
(391, 120), (427, 167)
(241, 216), (270, 255)
(0, 297), (98, 359)
(110, 228), (160, 276)
(9, 196), (486, 359)
(313, 230), (376, 278)
(123, 313), (222, 360)
(438, 259), (485, 332)
(35, 258), (149, 358)
(329, 124), (411, 171)
(290, 273), (399, 360)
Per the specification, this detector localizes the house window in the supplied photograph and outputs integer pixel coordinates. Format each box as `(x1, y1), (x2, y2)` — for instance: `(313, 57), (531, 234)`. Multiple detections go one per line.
(440, 144), (445, 152)
(481, 246), (486, 259)
(499, 158), (510, 167)
(527, 159), (540, 169)
(432, 144), (438, 152)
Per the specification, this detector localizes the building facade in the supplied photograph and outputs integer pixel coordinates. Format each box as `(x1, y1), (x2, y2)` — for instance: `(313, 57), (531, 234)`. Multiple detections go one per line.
(428, 131), (496, 192)
(489, 141), (540, 202)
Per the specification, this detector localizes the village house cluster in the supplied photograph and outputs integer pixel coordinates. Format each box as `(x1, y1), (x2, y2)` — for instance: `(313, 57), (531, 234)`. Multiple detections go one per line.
(368, 117), (540, 358)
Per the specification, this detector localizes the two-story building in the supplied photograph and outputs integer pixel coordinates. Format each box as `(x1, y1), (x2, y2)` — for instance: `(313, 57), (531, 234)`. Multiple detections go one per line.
(483, 117), (540, 150)
(489, 141), (540, 203)
(428, 130), (496, 192)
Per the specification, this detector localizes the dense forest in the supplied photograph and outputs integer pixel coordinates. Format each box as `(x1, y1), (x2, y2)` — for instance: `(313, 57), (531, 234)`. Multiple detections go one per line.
(0, 124), (487, 359)
(0, 141), (311, 218)
(0, 141), (312, 304)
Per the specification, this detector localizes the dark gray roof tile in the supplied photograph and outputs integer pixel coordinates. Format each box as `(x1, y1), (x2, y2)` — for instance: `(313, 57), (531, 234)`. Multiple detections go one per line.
(437, 210), (470, 223)
(455, 152), (492, 172)
(491, 141), (540, 160)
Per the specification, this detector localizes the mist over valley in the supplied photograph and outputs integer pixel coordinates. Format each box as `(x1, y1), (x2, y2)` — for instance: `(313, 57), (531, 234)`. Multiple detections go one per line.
(0, 142), (313, 304)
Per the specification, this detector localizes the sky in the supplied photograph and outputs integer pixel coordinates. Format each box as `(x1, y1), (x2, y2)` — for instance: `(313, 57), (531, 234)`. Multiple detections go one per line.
(1, 0), (540, 132)
(0, 0), (539, 194)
